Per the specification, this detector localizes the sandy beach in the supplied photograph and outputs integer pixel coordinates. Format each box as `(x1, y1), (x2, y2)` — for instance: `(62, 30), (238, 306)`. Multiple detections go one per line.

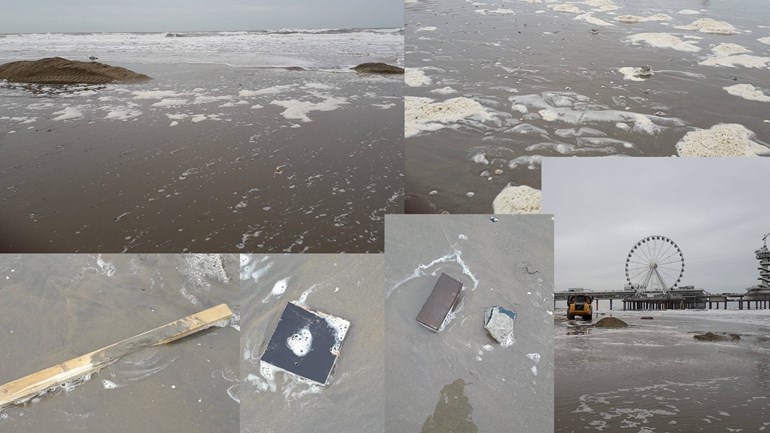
(0, 30), (403, 252)
(556, 309), (770, 433)
(240, 254), (384, 433)
(405, 0), (770, 213)
(385, 214), (554, 432)
(0, 254), (240, 433)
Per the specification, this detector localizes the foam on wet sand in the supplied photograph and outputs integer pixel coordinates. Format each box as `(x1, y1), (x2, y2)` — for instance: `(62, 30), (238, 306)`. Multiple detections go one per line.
(723, 84), (770, 102)
(492, 184), (541, 214)
(405, 96), (493, 138)
(675, 123), (770, 157)
(626, 33), (701, 52)
(677, 18), (738, 35)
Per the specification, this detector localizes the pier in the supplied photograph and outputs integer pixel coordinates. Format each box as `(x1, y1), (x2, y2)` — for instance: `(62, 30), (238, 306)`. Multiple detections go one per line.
(554, 288), (770, 311)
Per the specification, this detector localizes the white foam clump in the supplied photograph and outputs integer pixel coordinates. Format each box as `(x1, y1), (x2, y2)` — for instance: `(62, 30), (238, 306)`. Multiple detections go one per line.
(574, 13), (614, 27)
(493, 184), (541, 214)
(152, 98), (188, 107)
(511, 91), (685, 135)
(416, 26), (437, 32)
(711, 43), (750, 56)
(759, 37), (770, 46)
(551, 4), (584, 14)
(699, 47), (770, 68)
(405, 68), (432, 87)
(723, 84), (770, 102)
(582, 0), (619, 11)
(104, 107), (142, 120)
(618, 66), (653, 81)
(270, 95), (348, 122)
(286, 326), (313, 357)
(431, 86), (458, 95)
(52, 107), (83, 121)
(678, 9), (700, 15)
(239, 84), (296, 97)
(102, 380), (119, 390)
(323, 315), (350, 355)
(677, 18), (738, 35)
(132, 90), (185, 99)
(508, 155), (542, 169)
(272, 277), (290, 296)
(675, 123), (770, 157)
(471, 153), (489, 165)
(475, 8), (515, 15)
(405, 96), (493, 138)
(539, 108), (560, 121)
(615, 14), (671, 23)
(626, 33), (700, 52)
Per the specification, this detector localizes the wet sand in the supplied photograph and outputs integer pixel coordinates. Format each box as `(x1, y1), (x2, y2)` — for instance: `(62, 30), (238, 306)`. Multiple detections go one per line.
(0, 62), (403, 252)
(384, 214), (554, 432)
(0, 254), (240, 433)
(240, 254), (384, 433)
(405, 0), (770, 213)
(556, 310), (770, 433)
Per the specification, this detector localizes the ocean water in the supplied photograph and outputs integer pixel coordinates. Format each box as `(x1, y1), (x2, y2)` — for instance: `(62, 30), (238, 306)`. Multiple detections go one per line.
(385, 214), (554, 433)
(0, 254), (240, 433)
(0, 29), (404, 252)
(556, 309), (770, 433)
(405, 0), (770, 213)
(0, 29), (404, 69)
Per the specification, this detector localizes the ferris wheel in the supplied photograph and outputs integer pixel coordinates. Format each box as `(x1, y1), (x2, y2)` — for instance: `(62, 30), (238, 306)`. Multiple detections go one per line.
(625, 235), (684, 295)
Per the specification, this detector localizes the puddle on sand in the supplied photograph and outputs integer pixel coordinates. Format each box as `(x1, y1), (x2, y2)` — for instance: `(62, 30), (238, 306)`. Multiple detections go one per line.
(421, 378), (478, 433)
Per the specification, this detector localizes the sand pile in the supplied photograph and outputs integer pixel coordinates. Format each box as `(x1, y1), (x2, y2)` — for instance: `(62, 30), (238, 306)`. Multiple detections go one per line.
(694, 332), (740, 341)
(593, 317), (628, 328)
(0, 57), (150, 84)
(352, 63), (404, 74)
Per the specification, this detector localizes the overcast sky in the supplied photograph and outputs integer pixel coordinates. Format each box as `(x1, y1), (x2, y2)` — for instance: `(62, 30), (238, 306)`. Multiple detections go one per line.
(0, 0), (402, 33)
(543, 158), (770, 294)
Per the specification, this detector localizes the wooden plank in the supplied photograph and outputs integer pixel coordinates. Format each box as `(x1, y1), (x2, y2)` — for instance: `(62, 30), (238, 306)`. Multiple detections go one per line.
(417, 273), (463, 332)
(0, 303), (233, 409)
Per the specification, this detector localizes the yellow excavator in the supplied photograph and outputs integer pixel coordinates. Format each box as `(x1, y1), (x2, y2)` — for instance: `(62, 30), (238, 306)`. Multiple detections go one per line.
(567, 294), (593, 320)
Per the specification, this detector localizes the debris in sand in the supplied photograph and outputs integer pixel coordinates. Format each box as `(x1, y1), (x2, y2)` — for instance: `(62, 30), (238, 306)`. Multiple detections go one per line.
(640, 316), (654, 320)
(723, 83), (770, 102)
(493, 184), (541, 214)
(693, 332), (740, 342)
(0, 57), (150, 84)
(484, 306), (516, 347)
(351, 63), (404, 74)
(593, 317), (628, 328)
(677, 18), (738, 35)
(567, 326), (591, 335)
(675, 123), (770, 157)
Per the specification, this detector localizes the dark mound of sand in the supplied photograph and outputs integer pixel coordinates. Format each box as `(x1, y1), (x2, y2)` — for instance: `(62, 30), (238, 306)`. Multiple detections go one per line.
(694, 332), (740, 342)
(352, 62), (404, 74)
(285, 66), (306, 71)
(0, 57), (151, 84)
(640, 316), (654, 320)
(593, 317), (628, 328)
